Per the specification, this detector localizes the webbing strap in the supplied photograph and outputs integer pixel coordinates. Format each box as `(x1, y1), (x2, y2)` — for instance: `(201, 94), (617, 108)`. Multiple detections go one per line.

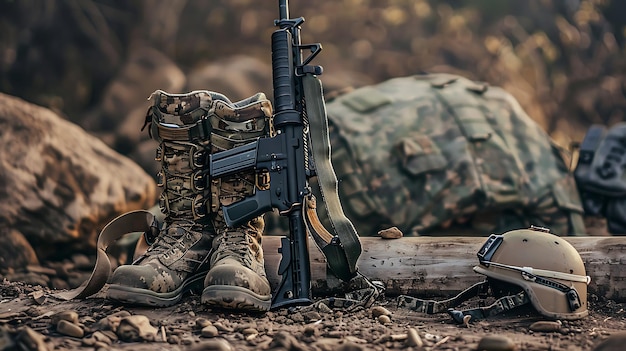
(447, 291), (529, 323)
(396, 280), (530, 324)
(52, 210), (157, 300)
(302, 74), (362, 281)
(397, 281), (490, 314)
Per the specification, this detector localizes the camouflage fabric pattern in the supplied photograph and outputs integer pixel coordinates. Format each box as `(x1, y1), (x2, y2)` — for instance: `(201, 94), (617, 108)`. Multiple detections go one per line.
(325, 73), (585, 236)
(108, 90), (272, 307)
(201, 93), (273, 312)
(108, 90), (219, 305)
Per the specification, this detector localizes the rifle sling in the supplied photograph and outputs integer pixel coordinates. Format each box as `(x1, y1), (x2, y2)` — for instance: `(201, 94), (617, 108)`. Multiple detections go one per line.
(302, 73), (362, 281)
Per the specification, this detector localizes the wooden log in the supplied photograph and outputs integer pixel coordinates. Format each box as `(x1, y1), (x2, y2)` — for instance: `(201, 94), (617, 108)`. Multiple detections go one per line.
(262, 236), (626, 302)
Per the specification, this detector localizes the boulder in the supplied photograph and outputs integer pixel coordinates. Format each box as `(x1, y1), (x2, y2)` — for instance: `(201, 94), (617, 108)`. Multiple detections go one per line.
(0, 93), (156, 270)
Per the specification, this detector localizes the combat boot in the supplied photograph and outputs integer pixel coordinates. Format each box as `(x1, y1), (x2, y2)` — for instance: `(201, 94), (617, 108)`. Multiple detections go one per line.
(200, 94), (273, 312)
(107, 90), (218, 306)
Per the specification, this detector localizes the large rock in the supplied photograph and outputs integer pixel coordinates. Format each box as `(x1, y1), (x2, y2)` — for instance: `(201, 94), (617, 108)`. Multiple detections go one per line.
(0, 93), (157, 270)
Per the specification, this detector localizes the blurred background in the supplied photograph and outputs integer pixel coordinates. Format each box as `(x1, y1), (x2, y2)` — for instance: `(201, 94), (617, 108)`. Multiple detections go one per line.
(1, 0), (625, 175)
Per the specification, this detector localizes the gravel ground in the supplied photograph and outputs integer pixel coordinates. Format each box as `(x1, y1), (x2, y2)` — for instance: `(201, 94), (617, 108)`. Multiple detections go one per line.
(1, 277), (625, 351)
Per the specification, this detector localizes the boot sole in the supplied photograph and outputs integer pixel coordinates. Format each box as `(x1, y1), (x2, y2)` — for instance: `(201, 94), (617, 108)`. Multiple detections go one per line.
(107, 272), (206, 307)
(201, 285), (271, 312)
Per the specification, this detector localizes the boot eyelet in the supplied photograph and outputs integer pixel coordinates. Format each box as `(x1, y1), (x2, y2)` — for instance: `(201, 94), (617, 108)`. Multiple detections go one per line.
(193, 171), (206, 191)
(155, 146), (162, 161)
(190, 146), (206, 168)
(156, 172), (164, 187)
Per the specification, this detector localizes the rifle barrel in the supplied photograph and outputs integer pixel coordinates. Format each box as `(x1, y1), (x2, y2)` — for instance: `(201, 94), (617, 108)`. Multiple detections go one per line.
(279, 0), (289, 20)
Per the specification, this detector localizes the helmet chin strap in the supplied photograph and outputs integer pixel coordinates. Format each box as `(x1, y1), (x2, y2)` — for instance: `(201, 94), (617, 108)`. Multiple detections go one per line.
(447, 290), (529, 324)
(397, 280), (531, 324)
(397, 273), (583, 324)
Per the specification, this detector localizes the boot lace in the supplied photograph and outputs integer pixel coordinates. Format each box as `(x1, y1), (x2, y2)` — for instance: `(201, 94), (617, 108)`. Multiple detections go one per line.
(212, 230), (254, 267)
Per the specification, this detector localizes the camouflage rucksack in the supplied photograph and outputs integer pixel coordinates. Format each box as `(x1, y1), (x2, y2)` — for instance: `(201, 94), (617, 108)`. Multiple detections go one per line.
(323, 73), (585, 236)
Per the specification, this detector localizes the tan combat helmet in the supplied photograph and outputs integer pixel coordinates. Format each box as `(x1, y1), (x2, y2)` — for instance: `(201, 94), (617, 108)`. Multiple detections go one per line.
(397, 226), (590, 323)
(474, 227), (590, 320)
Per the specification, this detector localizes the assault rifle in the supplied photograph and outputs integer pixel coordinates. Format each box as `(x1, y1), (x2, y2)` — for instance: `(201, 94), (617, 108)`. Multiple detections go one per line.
(209, 0), (362, 309)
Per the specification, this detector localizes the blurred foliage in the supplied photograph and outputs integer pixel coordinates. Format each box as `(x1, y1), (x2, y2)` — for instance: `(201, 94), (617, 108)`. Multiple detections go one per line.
(0, 0), (624, 144)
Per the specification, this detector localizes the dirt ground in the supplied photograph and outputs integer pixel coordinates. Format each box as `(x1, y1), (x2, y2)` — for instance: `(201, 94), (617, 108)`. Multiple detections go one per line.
(1, 277), (625, 351)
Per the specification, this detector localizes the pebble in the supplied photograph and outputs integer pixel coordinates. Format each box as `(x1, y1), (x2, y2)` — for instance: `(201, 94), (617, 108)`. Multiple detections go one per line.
(202, 325), (219, 338)
(82, 331), (112, 347)
(212, 322), (234, 332)
(303, 325), (318, 337)
(337, 341), (365, 351)
(378, 226), (403, 239)
(94, 341), (109, 349)
(167, 335), (181, 344)
(592, 332), (626, 351)
(56, 320), (84, 338)
(529, 321), (562, 332)
(370, 306), (392, 318)
(269, 331), (306, 350)
(51, 311), (79, 325)
(0, 325), (14, 350)
(93, 310), (131, 331)
(317, 302), (332, 313)
(116, 315), (158, 342)
(303, 311), (322, 322)
(406, 328), (423, 347)
(195, 317), (212, 329)
(28, 291), (46, 305)
(15, 326), (49, 351)
(476, 334), (516, 351)
(378, 315), (392, 325)
(242, 328), (258, 336)
(188, 339), (234, 351)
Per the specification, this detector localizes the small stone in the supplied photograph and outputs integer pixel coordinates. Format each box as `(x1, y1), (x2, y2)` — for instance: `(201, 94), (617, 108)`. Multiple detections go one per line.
(406, 328), (423, 347)
(195, 318), (212, 329)
(529, 321), (562, 333)
(370, 306), (392, 318)
(28, 291), (46, 305)
(167, 335), (181, 344)
(15, 327), (49, 351)
(303, 311), (322, 322)
(378, 315), (391, 325)
(337, 341), (365, 351)
(303, 325), (318, 337)
(289, 312), (305, 323)
(390, 334), (407, 342)
(270, 331), (306, 350)
(0, 325), (15, 350)
(116, 315), (157, 342)
(93, 341), (109, 349)
(592, 332), (626, 351)
(212, 322), (233, 332)
(201, 326), (219, 338)
(56, 320), (84, 338)
(188, 339), (234, 351)
(378, 226), (403, 239)
(51, 311), (79, 325)
(476, 334), (517, 351)
(317, 302), (332, 314)
(242, 328), (258, 336)
(93, 311), (131, 332)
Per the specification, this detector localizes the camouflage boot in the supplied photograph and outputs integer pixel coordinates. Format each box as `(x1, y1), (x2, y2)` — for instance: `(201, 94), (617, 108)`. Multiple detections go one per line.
(106, 90), (218, 307)
(200, 95), (273, 312)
